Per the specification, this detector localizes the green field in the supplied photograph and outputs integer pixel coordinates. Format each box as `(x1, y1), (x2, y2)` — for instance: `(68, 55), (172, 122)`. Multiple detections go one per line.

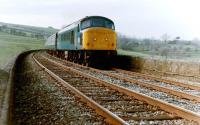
(117, 49), (200, 62)
(0, 32), (44, 69)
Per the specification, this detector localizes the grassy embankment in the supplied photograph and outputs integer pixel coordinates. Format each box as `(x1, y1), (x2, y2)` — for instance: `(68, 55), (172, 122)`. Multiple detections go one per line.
(0, 32), (44, 69)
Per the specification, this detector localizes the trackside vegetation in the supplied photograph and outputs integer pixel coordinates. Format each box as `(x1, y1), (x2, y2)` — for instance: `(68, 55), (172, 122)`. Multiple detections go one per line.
(117, 33), (200, 61)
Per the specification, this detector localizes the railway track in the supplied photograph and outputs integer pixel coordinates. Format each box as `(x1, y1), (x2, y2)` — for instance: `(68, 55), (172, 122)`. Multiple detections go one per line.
(33, 52), (199, 124)
(43, 52), (200, 114)
(115, 68), (200, 88)
(99, 70), (200, 102)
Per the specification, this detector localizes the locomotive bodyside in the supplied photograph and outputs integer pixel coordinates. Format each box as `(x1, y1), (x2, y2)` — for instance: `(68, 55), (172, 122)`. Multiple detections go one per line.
(56, 23), (79, 50)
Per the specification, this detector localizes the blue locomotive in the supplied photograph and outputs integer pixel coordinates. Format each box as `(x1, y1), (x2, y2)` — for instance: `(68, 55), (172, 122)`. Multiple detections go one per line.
(45, 16), (117, 66)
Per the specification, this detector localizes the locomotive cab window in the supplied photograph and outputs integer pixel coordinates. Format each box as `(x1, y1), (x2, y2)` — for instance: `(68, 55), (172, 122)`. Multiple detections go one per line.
(81, 17), (115, 30)
(81, 20), (91, 30)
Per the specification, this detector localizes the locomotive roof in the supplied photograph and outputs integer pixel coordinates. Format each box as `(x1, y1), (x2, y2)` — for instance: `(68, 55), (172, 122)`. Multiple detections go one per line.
(81, 16), (114, 23)
(61, 16), (114, 29)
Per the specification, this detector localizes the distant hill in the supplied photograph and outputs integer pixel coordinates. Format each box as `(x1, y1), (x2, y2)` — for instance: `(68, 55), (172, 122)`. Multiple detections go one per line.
(0, 22), (59, 39)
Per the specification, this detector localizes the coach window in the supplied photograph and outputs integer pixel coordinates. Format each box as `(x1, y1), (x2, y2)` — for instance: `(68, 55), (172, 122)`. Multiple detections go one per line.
(64, 32), (68, 41)
(61, 34), (64, 41)
(67, 32), (71, 42)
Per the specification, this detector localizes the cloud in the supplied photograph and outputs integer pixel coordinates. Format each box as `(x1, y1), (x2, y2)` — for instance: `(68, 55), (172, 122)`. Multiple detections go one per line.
(0, 0), (200, 39)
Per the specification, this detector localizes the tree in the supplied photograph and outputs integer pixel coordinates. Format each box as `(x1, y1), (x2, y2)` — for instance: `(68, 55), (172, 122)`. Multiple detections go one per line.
(161, 33), (170, 44)
(143, 38), (151, 50)
(48, 26), (54, 29)
(185, 47), (191, 52)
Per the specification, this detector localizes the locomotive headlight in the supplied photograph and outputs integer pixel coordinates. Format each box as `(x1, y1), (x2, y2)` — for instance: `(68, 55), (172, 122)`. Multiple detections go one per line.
(86, 42), (90, 46)
(93, 38), (97, 41)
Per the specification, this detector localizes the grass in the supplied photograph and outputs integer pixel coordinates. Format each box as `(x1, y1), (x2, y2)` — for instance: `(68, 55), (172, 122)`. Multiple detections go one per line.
(117, 49), (200, 62)
(117, 49), (151, 57)
(0, 32), (45, 68)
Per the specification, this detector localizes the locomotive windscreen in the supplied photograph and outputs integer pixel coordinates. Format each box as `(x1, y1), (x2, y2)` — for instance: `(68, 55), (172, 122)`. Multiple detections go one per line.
(81, 17), (115, 30)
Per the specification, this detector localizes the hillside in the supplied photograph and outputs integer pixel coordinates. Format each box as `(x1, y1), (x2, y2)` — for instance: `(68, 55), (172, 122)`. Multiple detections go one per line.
(0, 22), (58, 39)
(0, 22), (59, 69)
(0, 32), (45, 68)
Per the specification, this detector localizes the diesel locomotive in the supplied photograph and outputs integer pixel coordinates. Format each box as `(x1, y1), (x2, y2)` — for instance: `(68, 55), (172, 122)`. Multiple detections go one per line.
(45, 16), (117, 66)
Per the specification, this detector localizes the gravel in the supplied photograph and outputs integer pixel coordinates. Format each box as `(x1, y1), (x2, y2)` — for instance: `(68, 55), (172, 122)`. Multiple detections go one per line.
(85, 71), (200, 114)
(13, 53), (108, 125)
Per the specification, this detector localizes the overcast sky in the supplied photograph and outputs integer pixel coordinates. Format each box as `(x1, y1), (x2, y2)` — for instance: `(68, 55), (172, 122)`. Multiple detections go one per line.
(0, 0), (200, 40)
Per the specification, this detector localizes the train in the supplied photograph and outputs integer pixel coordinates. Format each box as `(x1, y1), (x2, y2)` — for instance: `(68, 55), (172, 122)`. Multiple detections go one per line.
(45, 16), (117, 66)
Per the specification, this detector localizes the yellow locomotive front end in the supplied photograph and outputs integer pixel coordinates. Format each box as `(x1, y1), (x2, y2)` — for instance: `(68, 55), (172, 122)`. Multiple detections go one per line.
(80, 16), (117, 52)
(82, 27), (116, 50)
(78, 16), (117, 67)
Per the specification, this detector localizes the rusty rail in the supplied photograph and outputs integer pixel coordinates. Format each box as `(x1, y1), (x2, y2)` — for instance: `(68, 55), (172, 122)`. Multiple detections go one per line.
(38, 54), (200, 124)
(94, 70), (200, 102)
(33, 55), (128, 125)
(114, 68), (200, 91)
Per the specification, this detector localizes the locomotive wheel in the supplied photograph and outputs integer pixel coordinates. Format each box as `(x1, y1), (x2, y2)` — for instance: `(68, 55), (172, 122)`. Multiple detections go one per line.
(74, 51), (78, 63)
(69, 51), (72, 61)
(67, 51), (70, 61)
(77, 52), (82, 64)
(72, 51), (75, 62)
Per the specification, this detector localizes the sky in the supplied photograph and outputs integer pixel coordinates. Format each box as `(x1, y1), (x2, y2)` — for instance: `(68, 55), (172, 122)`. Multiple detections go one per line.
(0, 0), (200, 40)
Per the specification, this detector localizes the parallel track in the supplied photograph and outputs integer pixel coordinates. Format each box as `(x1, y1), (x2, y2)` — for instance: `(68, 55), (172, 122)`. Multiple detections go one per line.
(101, 70), (200, 102)
(33, 53), (199, 124)
(113, 68), (200, 91)
(48, 54), (200, 113)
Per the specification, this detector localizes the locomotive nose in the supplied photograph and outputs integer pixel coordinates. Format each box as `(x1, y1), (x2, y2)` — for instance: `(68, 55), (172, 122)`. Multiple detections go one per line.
(82, 27), (116, 50)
